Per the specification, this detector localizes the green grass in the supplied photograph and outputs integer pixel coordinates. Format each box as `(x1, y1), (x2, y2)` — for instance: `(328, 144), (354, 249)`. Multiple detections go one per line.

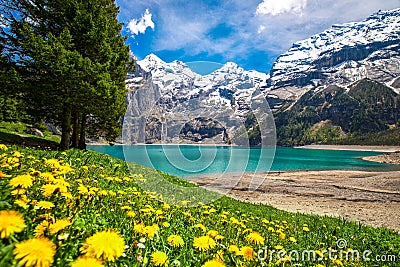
(0, 145), (399, 266)
(0, 121), (60, 149)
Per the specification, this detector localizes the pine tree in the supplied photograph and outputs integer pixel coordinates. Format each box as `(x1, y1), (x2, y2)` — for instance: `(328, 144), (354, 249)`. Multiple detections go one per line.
(2, 0), (130, 149)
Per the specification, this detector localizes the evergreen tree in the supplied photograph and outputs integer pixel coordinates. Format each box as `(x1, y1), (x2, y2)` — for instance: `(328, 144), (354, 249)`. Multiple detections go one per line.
(2, 0), (130, 149)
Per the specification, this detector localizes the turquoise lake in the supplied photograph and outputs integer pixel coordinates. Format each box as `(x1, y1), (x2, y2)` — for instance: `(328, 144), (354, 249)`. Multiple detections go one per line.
(87, 145), (396, 177)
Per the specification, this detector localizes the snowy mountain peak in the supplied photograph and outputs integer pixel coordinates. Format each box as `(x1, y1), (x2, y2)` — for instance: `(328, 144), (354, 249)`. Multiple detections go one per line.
(143, 53), (163, 62)
(222, 62), (240, 69)
(129, 54), (270, 124)
(270, 8), (400, 89)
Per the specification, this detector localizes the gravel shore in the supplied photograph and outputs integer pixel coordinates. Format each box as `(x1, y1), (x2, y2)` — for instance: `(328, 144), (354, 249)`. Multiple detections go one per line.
(190, 169), (400, 232)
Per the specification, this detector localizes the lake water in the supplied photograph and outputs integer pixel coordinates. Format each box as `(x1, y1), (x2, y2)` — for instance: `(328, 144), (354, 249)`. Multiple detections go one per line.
(87, 145), (395, 177)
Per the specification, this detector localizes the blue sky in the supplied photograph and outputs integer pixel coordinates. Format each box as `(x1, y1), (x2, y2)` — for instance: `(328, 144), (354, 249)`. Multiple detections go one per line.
(116, 0), (400, 73)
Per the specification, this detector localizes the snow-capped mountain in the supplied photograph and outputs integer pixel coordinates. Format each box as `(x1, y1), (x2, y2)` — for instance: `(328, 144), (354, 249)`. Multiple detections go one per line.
(123, 54), (270, 144)
(123, 8), (400, 145)
(268, 8), (400, 104)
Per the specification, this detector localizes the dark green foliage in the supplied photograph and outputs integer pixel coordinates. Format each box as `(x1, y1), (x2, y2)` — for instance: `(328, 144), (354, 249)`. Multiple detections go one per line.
(0, 44), (26, 122)
(275, 79), (400, 146)
(1, 0), (130, 149)
(244, 113), (262, 146)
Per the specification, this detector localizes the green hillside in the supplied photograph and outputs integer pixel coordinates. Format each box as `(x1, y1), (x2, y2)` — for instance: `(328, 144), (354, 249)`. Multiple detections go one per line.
(275, 79), (400, 146)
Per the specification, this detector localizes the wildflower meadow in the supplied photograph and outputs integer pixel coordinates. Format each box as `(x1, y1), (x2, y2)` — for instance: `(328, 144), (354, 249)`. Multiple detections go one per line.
(0, 144), (399, 266)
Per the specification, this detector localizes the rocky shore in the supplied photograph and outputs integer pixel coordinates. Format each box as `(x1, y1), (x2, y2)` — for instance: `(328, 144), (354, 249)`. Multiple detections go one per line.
(363, 151), (400, 165)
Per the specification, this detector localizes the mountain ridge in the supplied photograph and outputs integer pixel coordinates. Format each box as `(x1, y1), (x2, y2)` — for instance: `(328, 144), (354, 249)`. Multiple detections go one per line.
(125, 8), (400, 145)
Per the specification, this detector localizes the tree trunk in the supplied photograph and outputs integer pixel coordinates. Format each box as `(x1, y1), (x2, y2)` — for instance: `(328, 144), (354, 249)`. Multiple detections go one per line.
(71, 111), (80, 148)
(60, 105), (72, 150)
(78, 114), (87, 150)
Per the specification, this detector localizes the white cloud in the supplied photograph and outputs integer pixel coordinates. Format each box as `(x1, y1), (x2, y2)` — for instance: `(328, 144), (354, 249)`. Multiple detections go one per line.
(127, 9), (155, 36)
(256, 0), (307, 16)
(257, 25), (266, 34)
(120, 0), (400, 71)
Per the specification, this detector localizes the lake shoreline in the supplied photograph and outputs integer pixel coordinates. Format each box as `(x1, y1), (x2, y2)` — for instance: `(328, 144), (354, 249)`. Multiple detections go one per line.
(191, 169), (400, 232)
(295, 144), (400, 153)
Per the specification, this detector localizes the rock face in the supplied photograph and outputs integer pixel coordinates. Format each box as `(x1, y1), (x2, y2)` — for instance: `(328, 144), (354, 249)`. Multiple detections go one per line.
(123, 55), (272, 144)
(268, 8), (400, 108)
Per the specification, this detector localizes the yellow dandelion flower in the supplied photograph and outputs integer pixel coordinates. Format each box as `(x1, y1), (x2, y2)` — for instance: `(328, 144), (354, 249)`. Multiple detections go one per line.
(40, 172), (55, 183)
(98, 190), (108, 196)
(202, 259), (226, 267)
(44, 158), (61, 168)
(332, 259), (343, 266)
(303, 226), (310, 232)
(279, 232), (286, 240)
(167, 234), (184, 247)
(78, 184), (89, 195)
(127, 211), (136, 218)
(13, 151), (22, 157)
(80, 230), (125, 262)
(71, 256), (104, 267)
(13, 237), (56, 267)
(0, 170), (10, 178)
(246, 232), (264, 245)
(228, 245), (239, 254)
(11, 188), (26, 195)
(0, 144), (8, 150)
(275, 245), (284, 250)
(315, 250), (323, 258)
(61, 192), (72, 199)
(49, 219), (71, 234)
(289, 237), (297, 243)
(9, 174), (34, 188)
(52, 178), (69, 189)
(238, 246), (255, 261)
(193, 236), (216, 251)
(194, 223), (207, 233)
(163, 203), (170, 210)
(15, 197), (30, 209)
(215, 234), (224, 241)
(108, 190), (116, 196)
(36, 201), (55, 209)
(162, 222), (170, 228)
(144, 224), (159, 239)
(151, 251), (168, 266)
(34, 221), (50, 238)
(242, 228), (253, 234)
(215, 250), (224, 260)
(276, 255), (291, 265)
(207, 230), (219, 238)
(41, 184), (58, 197)
(0, 210), (26, 238)
(133, 223), (145, 235)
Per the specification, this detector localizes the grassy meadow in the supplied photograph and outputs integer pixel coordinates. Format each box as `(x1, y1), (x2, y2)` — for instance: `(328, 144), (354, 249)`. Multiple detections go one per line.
(0, 144), (399, 266)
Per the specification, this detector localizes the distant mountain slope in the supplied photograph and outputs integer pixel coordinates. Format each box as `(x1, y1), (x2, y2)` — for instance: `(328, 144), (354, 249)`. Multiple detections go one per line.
(275, 79), (400, 145)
